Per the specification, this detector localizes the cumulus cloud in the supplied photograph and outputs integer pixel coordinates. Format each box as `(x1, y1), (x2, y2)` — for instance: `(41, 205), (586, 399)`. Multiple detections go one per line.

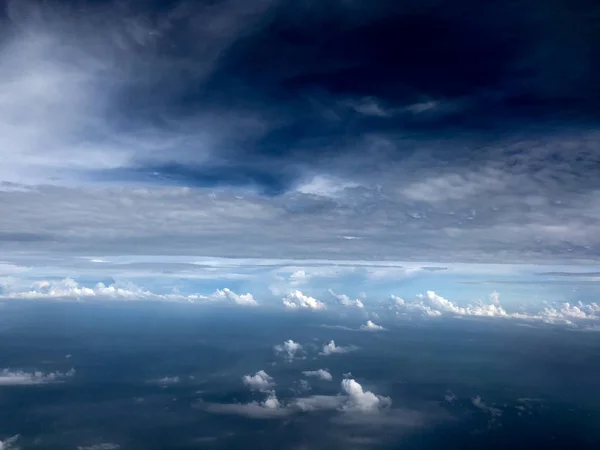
(328, 289), (364, 308)
(242, 370), (274, 392)
(211, 288), (258, 306)
(360, 320), (385, 331)
(205, 377), (390, 418)
(391, 290), (600, 328)
(0, 278), (256, 306)
(540, 302), (600, 323)
(320, 340), (355, 356)
(0, 368), (75, 385)
(282, 290), (326, 310)
(274, 340), (303, 361)
(302, 369), (333, 381)
(293, 378), (391, 414)
(341, 379), (392, 412)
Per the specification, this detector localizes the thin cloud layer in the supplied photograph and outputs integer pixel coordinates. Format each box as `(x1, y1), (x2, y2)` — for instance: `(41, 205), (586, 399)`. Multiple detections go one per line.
(302, 369), (333, 381)
(0, 278), (257, 306)
(0, 0), (599, 266)
(0, 368), (75, 385)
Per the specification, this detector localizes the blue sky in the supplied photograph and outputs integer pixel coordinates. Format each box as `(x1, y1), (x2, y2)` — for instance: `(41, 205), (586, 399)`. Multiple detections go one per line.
(0, 0), (599, 325)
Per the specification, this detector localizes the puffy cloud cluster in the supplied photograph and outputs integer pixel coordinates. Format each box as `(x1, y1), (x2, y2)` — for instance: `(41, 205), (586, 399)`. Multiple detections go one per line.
(274, 339), (303, 361)
(341, 379), (392, 412)
(242, 370), (274, 392)
(282, 290), (326, 310)
(392, 290), (600, 327)
(210, 288), (258, 306)
(540, 302), (600, 323)
(204, 372), (390, 419)
(302, 369), (333, 381)
(0, 278), (257, 306)
(0, 368), (75, 385)
(360, 320), (385, 331)
(320, 340), (355, 356)
(328, 289), (364, 308)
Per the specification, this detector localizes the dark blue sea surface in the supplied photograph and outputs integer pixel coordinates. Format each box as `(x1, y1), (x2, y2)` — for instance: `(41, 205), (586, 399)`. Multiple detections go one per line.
(0, 301), (598, 449)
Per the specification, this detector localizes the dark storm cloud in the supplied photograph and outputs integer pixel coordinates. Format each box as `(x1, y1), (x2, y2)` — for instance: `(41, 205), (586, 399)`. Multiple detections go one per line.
(17, 0), (593, 193)
(2, 0), (600, 263)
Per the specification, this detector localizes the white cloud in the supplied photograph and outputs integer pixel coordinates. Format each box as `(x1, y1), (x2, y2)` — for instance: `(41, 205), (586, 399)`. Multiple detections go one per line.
(540, 302), (600, 323)
(341, 379), (392, 412)
(205, 377), (390, 418)
(0, 368), (75, 385)
(0, 435), (20, 450)
(282, 290), (326, 310)
(328, 289), (364, 308)
(274, 340), (303, 361)
(293, 394), (346, 412)
(302, 369), (333, 381)
(211, 288), (258, 306)
(360, 320), (385, 331)
(295, 175), (360, 198)
(0, 278), (256, 306)
(242, 370), (274, 392)
(320, 340), (355, 356)
(202, 392), (292, 419)
(391, 290), (600, 327)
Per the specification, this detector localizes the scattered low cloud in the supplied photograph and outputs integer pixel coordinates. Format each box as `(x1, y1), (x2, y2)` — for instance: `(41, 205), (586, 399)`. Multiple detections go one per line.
(205, 376), (390, 419)
(320, 340), (356, 356)
(274, 340), (303, 361)
(77, 444), (120, 450)
(0, 368), (75, 385)
(152, 376), (180, 386)
(340, 379), (392, 412)
(211, 288), (258, 306)
(282, 290), (326, 310)
(472, 395), (502, 418)
(201, 394), (291, 419)
(0, 435), (20, 450)
(242, 370), (274, 392)
(444, 391), (457, 404)
(329, 289), (364, 308)
(302, 369), (333, 381)
(391, 290), (600, 328)
(360, 320), (385, 331)
(0, 278), (256, 306)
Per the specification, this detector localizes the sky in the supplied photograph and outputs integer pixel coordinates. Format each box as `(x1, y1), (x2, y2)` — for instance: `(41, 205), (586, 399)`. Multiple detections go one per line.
(1, 0), (600, 319)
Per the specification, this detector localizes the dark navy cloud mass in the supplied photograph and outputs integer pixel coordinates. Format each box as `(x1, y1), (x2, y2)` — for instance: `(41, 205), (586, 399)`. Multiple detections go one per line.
(1, 0), (600, 264)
